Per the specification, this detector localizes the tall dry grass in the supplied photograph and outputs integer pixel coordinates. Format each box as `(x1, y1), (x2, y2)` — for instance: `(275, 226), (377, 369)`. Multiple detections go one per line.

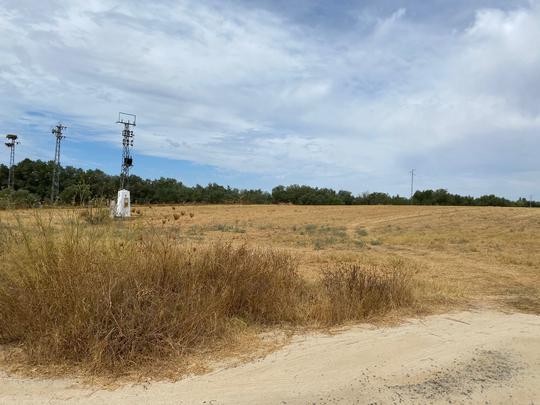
(0, 215), (416, 373)
(315, 261), (415, 323)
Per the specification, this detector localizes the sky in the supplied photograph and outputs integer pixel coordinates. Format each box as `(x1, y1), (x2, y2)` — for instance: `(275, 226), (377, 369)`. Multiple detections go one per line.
(0, 0), (539, 199)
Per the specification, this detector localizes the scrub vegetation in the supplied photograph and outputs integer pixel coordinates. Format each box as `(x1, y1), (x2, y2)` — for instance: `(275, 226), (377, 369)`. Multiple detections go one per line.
(0, 213), (416, 375)
(0, 203), (539, 377)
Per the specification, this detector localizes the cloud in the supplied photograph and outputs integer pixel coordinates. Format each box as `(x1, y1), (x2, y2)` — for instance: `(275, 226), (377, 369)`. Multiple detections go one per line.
(0, 0), (539, 198)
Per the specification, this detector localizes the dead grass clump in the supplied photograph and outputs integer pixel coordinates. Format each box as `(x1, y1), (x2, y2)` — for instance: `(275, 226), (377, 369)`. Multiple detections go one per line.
(0, 219), (303, 372)
(79, 205), (110, 225)
(355, 226), (368, 237)
(314, 261), (415, 324)
(0, 215), (419, 375)
(210, 223), (246, 233)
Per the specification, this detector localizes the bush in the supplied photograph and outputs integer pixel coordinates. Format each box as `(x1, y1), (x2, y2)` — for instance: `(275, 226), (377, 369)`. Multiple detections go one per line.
(0, 219), (302, 371)
(0, 189), (39, 209)
(355, 227), (368, 237)
(0, 217), (417, 373)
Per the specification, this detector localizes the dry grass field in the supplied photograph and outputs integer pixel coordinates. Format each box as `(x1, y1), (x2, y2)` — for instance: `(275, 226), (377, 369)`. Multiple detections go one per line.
(123, 204), (540, 312)
(0, 204), (539, 379)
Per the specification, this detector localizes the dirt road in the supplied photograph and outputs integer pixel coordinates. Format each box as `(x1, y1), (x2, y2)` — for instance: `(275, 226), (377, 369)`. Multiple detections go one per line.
(1, 311), (539, 404)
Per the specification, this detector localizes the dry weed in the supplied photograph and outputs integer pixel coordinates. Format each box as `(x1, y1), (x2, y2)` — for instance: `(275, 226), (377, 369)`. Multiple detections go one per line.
(0, 215), (417, 374)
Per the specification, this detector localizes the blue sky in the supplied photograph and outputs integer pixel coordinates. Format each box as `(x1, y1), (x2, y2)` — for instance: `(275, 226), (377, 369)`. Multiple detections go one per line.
(1, 0), (539, 198)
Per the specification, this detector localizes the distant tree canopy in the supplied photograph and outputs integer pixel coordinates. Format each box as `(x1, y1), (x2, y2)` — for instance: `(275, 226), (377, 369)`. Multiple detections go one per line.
(0, 159), (537, 207)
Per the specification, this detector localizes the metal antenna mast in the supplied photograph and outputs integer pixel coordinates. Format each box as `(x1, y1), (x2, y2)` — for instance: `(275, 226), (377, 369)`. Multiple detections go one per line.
(117, 112), (136, 190)
(50, 123), (67, 202)
(409, 168), (415, 203)
(4, 134), (19, 189)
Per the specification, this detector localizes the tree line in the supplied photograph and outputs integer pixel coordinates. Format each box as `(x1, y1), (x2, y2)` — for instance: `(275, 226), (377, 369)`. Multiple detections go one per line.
(0, 158), (537, 208)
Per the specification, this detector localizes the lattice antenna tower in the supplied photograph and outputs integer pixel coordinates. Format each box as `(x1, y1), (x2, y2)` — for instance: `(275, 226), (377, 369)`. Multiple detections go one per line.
(117, 112), (136, 190)
(4, 134), (19, 189)
(50, 123), (67, 202)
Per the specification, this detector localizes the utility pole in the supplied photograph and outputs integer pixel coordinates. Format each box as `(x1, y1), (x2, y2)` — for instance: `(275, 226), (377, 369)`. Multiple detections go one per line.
(50, 123), (67, 203)
(4, 134), (19, 189)
(530, 194), (533, 208)
(117, 112), (136, 190)
(410, 168), (415, 203)
(113, 112), (136, 218)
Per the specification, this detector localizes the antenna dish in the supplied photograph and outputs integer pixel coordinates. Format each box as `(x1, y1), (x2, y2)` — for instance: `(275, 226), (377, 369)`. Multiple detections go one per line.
(6, 134), (17, 141)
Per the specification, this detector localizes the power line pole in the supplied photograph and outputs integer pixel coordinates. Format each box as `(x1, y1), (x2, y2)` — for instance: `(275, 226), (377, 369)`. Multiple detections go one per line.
(50, 123), (67, 203)
(409, 168), (415, 203)
(4, 134), (19, 189)
(117, 112), (136, 190)
(113, 113), (136, 218)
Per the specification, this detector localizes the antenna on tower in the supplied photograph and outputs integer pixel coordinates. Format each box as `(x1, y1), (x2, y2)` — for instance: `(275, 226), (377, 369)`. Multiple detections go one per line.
(50, 123), (67, 203)
(117, 112), (136, 190)
(114, 112), (136, 218)
(4, 134), (19, 189)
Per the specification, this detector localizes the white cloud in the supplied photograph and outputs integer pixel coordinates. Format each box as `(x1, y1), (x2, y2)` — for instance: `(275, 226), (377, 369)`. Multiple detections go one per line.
(0, 0), (539, 197)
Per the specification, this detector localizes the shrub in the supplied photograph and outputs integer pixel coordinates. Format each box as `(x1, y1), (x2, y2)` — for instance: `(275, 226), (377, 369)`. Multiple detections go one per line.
(0, 220), (303, 372)
(355, 227), (368, 237)
(0, 217), (417, 374)
(354, 240), (365, 248)
(0, 189), (39, 209)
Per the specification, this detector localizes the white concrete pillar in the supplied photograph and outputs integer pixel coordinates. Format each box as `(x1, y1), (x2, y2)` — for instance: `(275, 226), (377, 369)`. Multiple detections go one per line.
(115, 189), (131, 217)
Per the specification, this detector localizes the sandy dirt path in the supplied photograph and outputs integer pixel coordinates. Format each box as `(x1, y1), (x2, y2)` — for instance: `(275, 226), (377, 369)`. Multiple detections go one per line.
(1, 311), (539, 404)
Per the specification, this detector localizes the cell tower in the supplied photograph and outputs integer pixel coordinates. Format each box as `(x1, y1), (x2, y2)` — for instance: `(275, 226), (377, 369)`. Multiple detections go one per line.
(117, 112), (136, 190)
(114, 112), (136, 218)
(4, 134), (19, 189)
(50, 123), (67, 202)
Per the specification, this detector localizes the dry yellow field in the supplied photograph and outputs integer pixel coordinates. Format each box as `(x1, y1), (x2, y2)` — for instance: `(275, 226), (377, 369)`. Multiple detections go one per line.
(144, 204), (538, 312)
(2, 204), (540, 403)
(153, 204), (540, 313)
(6, 204), (538, 314)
